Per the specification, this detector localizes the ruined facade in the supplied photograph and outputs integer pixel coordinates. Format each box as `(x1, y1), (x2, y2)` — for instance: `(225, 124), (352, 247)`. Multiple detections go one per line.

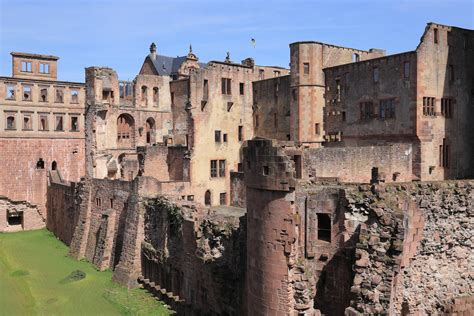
(28, 21), (474, 315)
(324, 23), (474, 181)
(0, 52), (85, 231)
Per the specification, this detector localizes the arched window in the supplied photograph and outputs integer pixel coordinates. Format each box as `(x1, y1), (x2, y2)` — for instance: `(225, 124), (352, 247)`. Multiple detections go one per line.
(153, 87), (159, 106)
(141, 86), (148, 105)
(36, 158), (45, 169)
(51, 161), (57, 170)
(117, 114), (135, 148)
(204, 190), (211, 206)
(145, 118), (155, 145)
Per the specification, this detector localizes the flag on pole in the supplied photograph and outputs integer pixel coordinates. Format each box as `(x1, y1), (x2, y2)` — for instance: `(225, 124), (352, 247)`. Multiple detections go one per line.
(251, 38), (256, 48)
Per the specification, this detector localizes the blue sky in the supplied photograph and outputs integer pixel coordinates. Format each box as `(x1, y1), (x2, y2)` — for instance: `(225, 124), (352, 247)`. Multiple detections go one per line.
(1, 0), (472, 82)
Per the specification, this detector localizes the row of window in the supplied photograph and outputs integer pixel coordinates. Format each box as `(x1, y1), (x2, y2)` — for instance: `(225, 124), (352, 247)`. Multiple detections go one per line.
(214, 126), (244, 143)
(4, 84), (79, 103)
(20, 61), (50, 74)
(3, 112), (80, 132)
(423, 97), (454, 118)
(359, 99), (397, 120)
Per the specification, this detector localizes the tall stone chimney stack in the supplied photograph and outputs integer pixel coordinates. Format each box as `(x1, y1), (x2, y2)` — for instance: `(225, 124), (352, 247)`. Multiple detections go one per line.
(149, 42), (157, 60)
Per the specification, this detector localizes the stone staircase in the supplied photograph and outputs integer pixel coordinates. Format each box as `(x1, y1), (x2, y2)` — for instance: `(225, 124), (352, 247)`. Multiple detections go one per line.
(137, 275), (184, 306)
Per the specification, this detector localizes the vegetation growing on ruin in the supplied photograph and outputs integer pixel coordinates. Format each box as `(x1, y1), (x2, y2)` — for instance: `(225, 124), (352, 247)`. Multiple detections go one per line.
(144, 197), (184, 235)
(0, 229), (172, 315)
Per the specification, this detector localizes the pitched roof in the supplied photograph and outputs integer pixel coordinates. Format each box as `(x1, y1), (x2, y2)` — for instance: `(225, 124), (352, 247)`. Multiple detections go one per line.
(147, 54), (207, 76)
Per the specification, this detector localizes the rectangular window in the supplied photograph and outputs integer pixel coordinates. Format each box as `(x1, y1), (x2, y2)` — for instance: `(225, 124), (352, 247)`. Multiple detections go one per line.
(317, 213), (331, 242)
(274, 70), (281, 77)
(23, 85), (32, 101)
(379, 99), (396, 119)
(55, 88), (64, 103)
(219, 193), (227, 205)
(404, 61), (410, 79)
(210, 160), (217, 177)
(21, 61), (32, 72)
(341, 111), (346, 122)
(40, 87), (48, 102)
(39, 63), (50, 74)
(315, 123), (320, 135)
(255, 114), (259, 128)
(70, 90), (79, 103)
(171, 92), (175, 104)
(439, 138), (449, 168)
(238, 125), (243, 141)
(449, 65), (455, 82)
(335, 79), (341, 101)
(441, 98), (453, 118)
(219, 160), (226, 177)
(292, 89), (297, 101)
(373, 67), (379, 83)
(221, 78), (231, 95)
(55, 115), (64, 131)
(423, 97), (436, 116)
(203, 79), (209, 99)
(23, 114), (32, 130)
(215, 130), (221, 142)
(6, 114), (16, 130)
(303, 63), (310, 75)
(39, 114), (48, 131)
(434, 28), (439, 44)
(259, 69), (264, 80)
(360, 101), (374, 120)
(223, 133), (228, 142)
(239, 82), (244, 95)
(70, 116), (79, 131)
(6, 84), (15, 100)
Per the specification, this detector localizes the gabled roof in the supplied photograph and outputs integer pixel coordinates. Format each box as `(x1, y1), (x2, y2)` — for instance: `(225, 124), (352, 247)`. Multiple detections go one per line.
(147, 54), (207, 76)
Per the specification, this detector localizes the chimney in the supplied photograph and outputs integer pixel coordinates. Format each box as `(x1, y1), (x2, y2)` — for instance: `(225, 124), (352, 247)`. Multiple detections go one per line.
(150, 42), (157, 60)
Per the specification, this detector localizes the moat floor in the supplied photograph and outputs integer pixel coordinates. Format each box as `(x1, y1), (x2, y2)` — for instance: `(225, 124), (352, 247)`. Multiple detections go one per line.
(0, 229), (172, 316)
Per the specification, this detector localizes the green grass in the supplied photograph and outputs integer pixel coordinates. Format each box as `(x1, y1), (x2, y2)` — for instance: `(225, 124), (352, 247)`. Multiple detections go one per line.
(0, 229), (172, 316)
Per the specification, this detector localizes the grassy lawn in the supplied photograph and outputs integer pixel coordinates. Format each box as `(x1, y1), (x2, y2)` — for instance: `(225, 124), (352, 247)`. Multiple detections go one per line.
(0, 229), (172, 316)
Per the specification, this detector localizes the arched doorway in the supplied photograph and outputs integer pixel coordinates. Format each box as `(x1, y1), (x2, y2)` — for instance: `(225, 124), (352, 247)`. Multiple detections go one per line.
(145, 118), (155, 145)
(117, 114), (135, 148)
(51, 161), (57, 170)
(204, 190), (211, 206)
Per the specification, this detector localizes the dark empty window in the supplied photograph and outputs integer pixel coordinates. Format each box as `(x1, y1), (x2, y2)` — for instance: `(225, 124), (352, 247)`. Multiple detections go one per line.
(441, 98), (453, 118)
(360, 101), (374, 120)
(40, 88), (48, 102)
(6, 115), (15, 130)
(317, 213), (331, 242)
(434, 28), (439, 44)
(71, 116), (79, 131)
(263, 165), (269, 176)
(379, 99), (395, 119)
(219, 193), (226, 205)
(205, 190), (211, 206)
(423, 97), (436, 116)
(449, 65), (455, 82)
(153, 87), (159, 106)
(39, 115), (48, 131)
(294, 155), (302, 179)
(303, 63), (310, 75)
(223, 134), (228, 142)
(221, 78), (231, 95)
(210, 160), (217, 177)
(215, 130), (221, 142)
(259, 69), (264, 80)
(315, 123), (320, 135)
(335, 79), (341, 101)
(36, 158), (45, 169)
(255, 114), (259, 129)
(238, 125), (243, 141)
(51, 161), (57, 170)
(203, 79), (209, 99)
(239, 82), (244, 95)
(439, 138), (449, 168)
(141, 86), (147, 104)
